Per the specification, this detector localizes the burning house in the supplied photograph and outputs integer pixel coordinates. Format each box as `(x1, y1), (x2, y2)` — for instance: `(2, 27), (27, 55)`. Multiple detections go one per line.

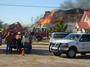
(33, 8), (90, 33)
(36, 10), (63, 28)
(36, 8), (85, 32)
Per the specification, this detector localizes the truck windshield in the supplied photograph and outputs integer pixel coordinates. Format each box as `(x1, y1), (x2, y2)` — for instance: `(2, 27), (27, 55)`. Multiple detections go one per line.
(53, 34), (68, 38)
(35, 28), (42, 32)
(64, 34), (81, 41)
(35, 28), (47, 32)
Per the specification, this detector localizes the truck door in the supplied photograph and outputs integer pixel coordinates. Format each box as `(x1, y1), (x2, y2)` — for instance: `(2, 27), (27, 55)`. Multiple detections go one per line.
(79, 34), (90, 52)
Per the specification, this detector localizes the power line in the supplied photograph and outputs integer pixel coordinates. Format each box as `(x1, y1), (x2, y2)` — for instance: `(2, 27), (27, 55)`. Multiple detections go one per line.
(0, 3), (59, 8)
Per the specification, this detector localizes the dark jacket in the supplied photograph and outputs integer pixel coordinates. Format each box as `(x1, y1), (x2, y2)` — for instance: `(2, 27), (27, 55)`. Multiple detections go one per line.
(5, 34), (13, 44)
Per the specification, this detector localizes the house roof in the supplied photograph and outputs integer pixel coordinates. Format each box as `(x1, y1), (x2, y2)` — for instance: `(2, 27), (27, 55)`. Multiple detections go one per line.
(85, 11), (90, 18)
(64, 8), (84, 14)
(76, 22), (90, 29)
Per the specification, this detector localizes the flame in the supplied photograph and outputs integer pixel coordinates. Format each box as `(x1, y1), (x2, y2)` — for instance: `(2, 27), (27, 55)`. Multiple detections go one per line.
(40, 11), (55, 27)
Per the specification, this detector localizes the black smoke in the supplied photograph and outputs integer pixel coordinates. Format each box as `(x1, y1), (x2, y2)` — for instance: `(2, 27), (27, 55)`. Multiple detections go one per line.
(60, 0), (90, 9)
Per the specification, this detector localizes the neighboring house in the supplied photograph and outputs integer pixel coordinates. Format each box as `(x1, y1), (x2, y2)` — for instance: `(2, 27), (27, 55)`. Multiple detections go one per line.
(75, 11), (90, 33)
(62, 8), (84, 32)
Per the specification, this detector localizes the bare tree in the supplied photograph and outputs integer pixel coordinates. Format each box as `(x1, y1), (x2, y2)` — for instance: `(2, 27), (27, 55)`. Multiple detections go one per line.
(0, 20), (4, 28)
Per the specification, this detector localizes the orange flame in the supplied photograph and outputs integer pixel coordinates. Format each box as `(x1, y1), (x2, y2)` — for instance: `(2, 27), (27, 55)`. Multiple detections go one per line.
(40, 11), (55, 27)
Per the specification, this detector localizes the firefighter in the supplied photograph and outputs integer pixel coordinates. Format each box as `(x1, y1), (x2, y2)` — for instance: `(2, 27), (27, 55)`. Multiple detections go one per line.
(22, 32), (32, 54)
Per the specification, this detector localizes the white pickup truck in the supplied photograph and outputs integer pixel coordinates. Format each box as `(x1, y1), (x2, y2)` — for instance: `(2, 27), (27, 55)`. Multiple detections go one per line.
(49, 33), (90, 58)
(49, 32), (69, 55)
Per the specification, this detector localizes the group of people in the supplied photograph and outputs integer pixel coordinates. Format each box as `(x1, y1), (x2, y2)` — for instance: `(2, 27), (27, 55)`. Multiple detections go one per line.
(3, 31), (32, 54)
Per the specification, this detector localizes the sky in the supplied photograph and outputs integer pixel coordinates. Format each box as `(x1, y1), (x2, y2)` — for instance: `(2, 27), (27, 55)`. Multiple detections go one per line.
(0, 0), (66, 26)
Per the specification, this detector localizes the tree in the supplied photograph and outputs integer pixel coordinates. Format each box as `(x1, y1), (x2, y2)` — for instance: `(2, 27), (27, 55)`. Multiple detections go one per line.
(48, 20), (66, 33)
(0, 20), (3, 28)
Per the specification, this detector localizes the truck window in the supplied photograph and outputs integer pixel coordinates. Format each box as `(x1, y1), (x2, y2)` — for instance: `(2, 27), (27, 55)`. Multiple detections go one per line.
(80, 34), (90, 42)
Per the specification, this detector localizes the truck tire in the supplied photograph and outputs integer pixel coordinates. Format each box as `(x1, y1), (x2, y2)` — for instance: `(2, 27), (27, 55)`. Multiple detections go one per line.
(36, 36), (42, 41)
(53, 52), (61, 56)
(67, 49), (76, 58)
(49, 44), (51, 52)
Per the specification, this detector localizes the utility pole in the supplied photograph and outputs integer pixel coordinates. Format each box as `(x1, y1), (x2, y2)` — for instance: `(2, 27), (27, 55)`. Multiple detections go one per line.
(31, 17), (33, 24)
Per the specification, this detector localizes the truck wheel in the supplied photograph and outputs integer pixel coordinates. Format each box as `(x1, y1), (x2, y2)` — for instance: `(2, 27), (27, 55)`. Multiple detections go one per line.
(53, 52), (61, 56)
(37, 36), (42, 41)
(67, 49), (76, 58)
(49, 44), (52, 52)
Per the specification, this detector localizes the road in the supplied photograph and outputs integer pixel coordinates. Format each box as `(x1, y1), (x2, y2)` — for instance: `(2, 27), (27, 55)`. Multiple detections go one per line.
(0, 40), (90, 67)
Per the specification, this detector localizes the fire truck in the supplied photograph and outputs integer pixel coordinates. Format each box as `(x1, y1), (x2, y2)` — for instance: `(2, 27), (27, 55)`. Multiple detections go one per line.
(32, 27), (49, 41)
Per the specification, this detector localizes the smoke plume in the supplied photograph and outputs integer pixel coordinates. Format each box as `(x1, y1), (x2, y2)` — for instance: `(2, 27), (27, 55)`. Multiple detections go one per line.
(60, 0), (90, 9)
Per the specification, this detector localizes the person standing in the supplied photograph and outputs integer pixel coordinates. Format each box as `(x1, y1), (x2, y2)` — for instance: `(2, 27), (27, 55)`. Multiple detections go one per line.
(0, 31), (2, 46)
(22, 32), (32, 54)
(5, 32), (13, 54)
(15, 32), (22, 53)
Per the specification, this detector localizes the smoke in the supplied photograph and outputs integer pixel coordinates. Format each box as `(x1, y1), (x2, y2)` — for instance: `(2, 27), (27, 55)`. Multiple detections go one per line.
(60, 0), (76, 9)
(77, 0), (90, 9)
(60, 0), (90, 9)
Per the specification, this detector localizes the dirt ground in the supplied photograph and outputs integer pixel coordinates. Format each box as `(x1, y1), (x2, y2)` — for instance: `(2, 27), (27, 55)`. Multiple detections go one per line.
(0, 40), (90, 67)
